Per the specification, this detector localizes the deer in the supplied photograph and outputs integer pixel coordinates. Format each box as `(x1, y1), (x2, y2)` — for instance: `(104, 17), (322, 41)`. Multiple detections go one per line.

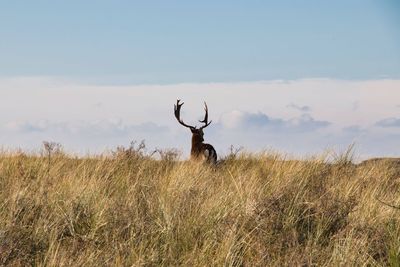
(174, 99), (217, 164)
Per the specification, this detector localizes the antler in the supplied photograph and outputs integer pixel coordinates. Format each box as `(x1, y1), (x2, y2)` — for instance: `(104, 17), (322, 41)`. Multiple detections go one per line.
(174, 99), (195, 130)
(199, 101), (212, 129)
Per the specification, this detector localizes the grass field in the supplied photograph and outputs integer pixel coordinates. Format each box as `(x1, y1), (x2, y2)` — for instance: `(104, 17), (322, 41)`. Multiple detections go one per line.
(0, 144), (399, 266)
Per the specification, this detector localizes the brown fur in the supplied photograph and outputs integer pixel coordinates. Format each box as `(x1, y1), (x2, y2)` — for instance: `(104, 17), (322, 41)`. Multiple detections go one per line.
(190, 130), (217, 163)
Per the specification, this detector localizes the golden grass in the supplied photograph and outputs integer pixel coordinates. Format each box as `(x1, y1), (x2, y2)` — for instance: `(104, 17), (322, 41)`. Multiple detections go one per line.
(0, 148), (399, 266)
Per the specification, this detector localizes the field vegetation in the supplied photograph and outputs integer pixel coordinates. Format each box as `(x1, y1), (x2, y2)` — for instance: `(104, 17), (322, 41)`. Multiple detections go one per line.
(0, 142), (399, 266)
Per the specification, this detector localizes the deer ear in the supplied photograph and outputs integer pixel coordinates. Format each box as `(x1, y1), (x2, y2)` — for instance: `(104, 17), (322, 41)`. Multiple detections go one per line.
(190, 127), (197, 133)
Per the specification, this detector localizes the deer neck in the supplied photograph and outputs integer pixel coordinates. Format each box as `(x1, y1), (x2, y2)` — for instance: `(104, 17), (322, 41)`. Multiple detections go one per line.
(191, 135), (204, 153)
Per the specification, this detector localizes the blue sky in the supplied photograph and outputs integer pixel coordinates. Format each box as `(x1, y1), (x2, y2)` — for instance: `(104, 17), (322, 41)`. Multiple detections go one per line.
(0, 1), (399, 158)
(1, 1), (399, 83)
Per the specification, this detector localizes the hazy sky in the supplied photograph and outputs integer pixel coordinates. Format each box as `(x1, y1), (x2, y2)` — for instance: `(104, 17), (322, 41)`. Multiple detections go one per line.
(0, 1), (399, 158)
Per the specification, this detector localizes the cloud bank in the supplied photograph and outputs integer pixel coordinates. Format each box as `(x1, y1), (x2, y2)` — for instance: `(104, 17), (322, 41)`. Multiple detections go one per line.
(219, 111), (329, 132)
(0, 77), (399, 158)
(375, 117), (400, 128)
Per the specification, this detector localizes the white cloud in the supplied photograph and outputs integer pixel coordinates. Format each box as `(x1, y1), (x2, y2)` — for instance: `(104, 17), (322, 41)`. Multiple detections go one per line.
(219, 111), (329, 132)
(4, 119), (168, 135)
(287, 103), (311, 112)
(375, 117), (400, 128)
(342, 125), (367, 134)
(5, 120), (50, 132)
(0, 77), (399, 158)
(219, 110), (246, 129)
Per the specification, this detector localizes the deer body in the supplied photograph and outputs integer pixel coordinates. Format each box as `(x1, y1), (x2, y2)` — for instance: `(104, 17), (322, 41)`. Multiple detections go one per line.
(191, 132), (217, 163)
(174, 100), (217, 164)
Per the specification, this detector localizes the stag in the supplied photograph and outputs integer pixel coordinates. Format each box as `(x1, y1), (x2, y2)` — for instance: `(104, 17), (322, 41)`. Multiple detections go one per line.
(174, 99), (217, 163)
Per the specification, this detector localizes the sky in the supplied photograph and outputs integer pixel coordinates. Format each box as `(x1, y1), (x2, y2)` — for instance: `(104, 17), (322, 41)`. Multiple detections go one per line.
(0, 1), (399, 159)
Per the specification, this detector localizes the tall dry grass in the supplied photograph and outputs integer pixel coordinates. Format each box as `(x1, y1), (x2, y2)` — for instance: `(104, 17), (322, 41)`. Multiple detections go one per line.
(0, 145), (399, 266)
